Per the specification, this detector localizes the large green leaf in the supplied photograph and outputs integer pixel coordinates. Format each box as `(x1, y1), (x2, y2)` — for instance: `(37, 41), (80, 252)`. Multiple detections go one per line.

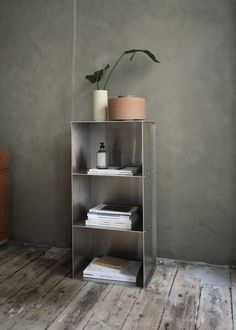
(85, 64), (110, 84)
(124, 49), (160, 63)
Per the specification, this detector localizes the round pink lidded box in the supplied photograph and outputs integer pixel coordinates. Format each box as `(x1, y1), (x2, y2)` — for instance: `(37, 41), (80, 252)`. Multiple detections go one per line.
(108, 95), (146, 120)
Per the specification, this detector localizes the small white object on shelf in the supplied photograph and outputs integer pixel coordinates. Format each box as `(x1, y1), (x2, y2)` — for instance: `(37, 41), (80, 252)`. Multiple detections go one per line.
(96, 142), (108, 169)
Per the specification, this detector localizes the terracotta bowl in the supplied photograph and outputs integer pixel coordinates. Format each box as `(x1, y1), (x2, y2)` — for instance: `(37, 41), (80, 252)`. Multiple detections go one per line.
(108, 95), (146, 120)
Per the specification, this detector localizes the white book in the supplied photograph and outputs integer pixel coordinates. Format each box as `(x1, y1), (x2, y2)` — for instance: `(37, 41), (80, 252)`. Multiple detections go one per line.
(83, 269), (140, 283)
(85, 215), (139, 228)
(88, 166), (121, 172)
(83, 259), (141, 283)
(87, 213), (139, 223)
(88, 166), (140, 173)
(88, 170), (133, 174)
(85, 220), (133, 230)
(83, 273), (137, 283)
(86, 219), (132, 226)
(121, 167), (140, 174)
(89, 204), (138, 216)
(87, 214), (131, 220)
(88, 172), (136, 176)
(86, 220), (134, 227)
(87, 211), (138, 221)
(88, 166), (140, 176)
(88, 173), (136, 176)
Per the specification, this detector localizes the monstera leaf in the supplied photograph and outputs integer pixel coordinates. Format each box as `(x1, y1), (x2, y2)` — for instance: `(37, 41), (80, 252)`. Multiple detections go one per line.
(85, 64), (110, 88)
(85, 48), (160, 89)
(124, 49), (160, 63)
(103, 49), (160, 89)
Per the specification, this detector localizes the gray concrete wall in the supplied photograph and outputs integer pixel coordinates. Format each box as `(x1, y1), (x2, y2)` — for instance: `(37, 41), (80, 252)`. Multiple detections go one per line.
(0, 0), (235, 264)
(0, 0), (73, 247)
(75, 0), (236, 265)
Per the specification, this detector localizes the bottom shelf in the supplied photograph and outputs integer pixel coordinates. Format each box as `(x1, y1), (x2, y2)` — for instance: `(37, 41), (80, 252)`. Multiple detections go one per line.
(73, 256), (144, 288)
(72, 226), (156, 288)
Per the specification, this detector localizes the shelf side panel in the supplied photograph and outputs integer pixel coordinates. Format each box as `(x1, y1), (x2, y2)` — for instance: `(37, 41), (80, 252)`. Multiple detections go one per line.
(72, 176), (90, 225)
(72, 123), (91, 172)
(142, 122), (157, 286)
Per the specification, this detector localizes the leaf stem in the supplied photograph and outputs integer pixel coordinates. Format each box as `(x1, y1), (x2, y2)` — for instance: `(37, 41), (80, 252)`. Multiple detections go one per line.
(103, 52), (125, 90)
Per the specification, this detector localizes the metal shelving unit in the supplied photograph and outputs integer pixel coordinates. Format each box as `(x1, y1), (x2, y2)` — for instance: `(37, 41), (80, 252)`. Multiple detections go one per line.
(71, 121), (156, 288)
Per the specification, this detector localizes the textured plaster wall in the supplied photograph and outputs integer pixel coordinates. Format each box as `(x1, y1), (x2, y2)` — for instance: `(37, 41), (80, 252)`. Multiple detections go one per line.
(0, 0), (73, 247)
(75, 0), (236, 265)
(0, 0), (235, 264)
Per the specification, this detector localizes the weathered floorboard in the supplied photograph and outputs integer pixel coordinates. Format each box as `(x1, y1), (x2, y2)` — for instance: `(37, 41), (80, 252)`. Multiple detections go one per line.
(0, 243), (234, 330)
(159, 262), (201, 330)
(196, 286), (233, 330)
(0, 251), (57, 304)
(232, 268), (236, 330)
(0, 246), (46, 283)
(80, 284), (140, 330)
(48, 281), (112, 330)
(0, 254), (71, 329)
(11, 276), (86, 330)
(122, 262), (179, 330)
(0, 243), (25, 265)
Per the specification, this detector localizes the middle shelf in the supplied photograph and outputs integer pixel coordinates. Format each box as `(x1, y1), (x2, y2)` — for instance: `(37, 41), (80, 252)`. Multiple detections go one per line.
(72, 175), (143, 210)
(72, 171), (144, 178)
(72, 175), (144, 231)
(73, 219), (143, 233)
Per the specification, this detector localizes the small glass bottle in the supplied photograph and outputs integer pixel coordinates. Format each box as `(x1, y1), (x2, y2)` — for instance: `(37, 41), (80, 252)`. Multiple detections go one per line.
(97, 142), (108, 169)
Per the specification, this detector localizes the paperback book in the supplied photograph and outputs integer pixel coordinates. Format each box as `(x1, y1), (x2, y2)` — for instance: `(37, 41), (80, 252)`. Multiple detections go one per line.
(85, 213), (139, 229)
(88, 166), (140, 176)
(89, 204), (138, 216)
(86, 203), (140, 230)
(83, 256), (141, 283)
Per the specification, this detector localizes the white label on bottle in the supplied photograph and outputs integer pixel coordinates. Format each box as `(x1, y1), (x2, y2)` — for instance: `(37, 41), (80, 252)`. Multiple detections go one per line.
(97, 153), (107, 168)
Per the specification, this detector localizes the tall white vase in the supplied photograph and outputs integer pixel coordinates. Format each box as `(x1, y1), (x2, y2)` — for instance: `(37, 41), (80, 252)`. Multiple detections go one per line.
(93, 90), (108, 121)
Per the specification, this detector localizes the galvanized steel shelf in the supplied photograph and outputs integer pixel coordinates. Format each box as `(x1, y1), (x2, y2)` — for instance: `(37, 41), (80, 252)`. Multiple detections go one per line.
(71, 120), (157, 288)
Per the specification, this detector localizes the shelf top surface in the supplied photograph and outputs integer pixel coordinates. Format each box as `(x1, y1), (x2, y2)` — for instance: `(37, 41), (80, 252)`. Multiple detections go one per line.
(72, 171), (144, 178)
(73, 221), (143, 234)
(71, 120), (155, 124)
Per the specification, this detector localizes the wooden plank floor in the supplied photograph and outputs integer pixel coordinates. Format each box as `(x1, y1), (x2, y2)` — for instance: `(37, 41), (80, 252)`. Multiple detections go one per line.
(0, 243), (235, 330)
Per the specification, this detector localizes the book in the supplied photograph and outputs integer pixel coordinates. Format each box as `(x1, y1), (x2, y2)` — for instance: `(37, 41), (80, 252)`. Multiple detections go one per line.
(83, 273), (138, 283)
(87, 211), (138, 221)
(84, 264), (141, 283)
(85, 214), (139, 229)
(85, 219), (137, 226)
(83, 257), (141, 283)
(85, 221), (135, 230)
(87, 212), (139, 223)
(94, 256), (128, 269)
(89, 204), (138, 216)
(88, 166), (121, 172)
(87, 166), (140, 176)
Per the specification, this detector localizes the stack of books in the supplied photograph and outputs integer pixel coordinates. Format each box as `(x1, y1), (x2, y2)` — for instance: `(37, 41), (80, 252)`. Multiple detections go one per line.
(83, 256), (141, 284)
(87, 166), (140, 176)
(85, 203), (140, 230)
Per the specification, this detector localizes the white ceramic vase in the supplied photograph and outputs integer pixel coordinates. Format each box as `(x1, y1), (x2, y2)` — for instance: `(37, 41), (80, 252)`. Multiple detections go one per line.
(93, 90), (108, 121)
